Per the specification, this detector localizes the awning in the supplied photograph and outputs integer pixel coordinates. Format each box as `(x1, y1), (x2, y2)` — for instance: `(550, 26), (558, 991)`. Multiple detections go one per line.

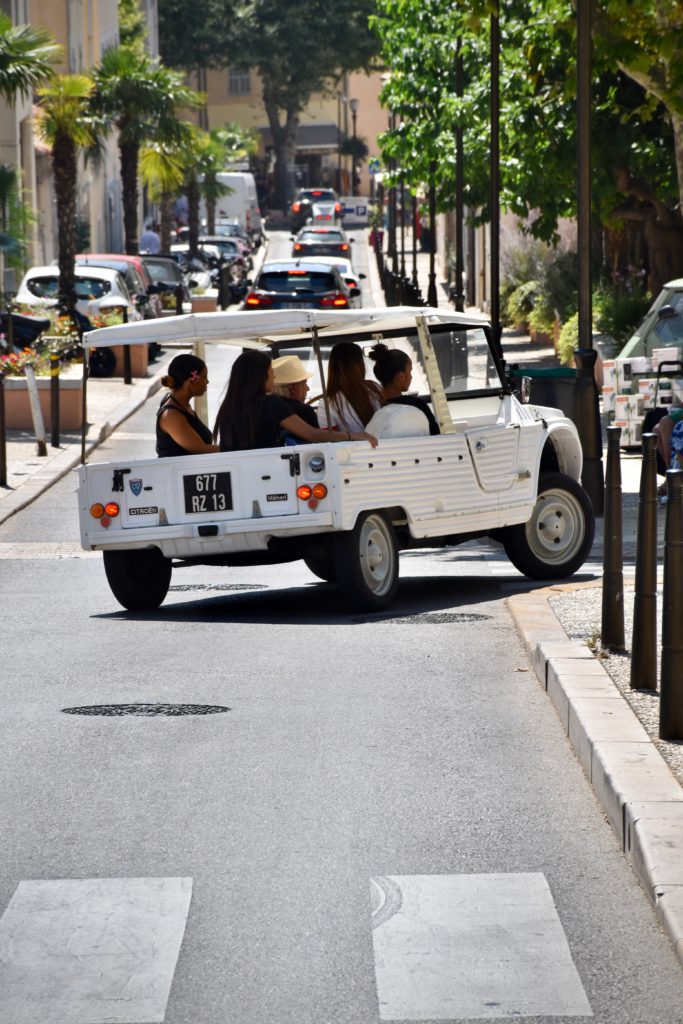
(258, 123), (343, 154)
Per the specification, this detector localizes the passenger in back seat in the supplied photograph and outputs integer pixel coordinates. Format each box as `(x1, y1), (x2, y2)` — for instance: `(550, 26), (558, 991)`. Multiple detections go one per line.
(213, 350), (377, 450)
(369, 343), (440, 435)
(156, 354), (220, 457)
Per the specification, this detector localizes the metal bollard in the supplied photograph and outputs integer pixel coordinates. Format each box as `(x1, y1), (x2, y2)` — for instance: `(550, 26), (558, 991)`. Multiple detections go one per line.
(0, 371), (6, 486)
(631, 433), (658, 689)
(573, 347), (605, 515)
(50, 351), (60, 448)
(601, 424), (625, 651)
(660, 468), (683, 740)
(175, 285), (183, 316)
(122, 307), (132, 384)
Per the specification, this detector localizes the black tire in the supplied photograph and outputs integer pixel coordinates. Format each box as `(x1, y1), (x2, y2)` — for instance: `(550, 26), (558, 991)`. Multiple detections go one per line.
(501, 471), (595, 580)
(333, 510), (399, 610)
(103, 548), (172, 611)
(303, 554), (337, 583)
(89, 346), (116, 378)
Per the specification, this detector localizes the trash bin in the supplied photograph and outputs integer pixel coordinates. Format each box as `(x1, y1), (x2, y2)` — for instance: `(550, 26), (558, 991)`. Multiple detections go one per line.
(509, 365), (577, 420)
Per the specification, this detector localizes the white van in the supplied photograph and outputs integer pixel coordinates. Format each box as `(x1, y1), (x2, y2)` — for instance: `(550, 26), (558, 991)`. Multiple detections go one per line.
(199, 171), (263, 243)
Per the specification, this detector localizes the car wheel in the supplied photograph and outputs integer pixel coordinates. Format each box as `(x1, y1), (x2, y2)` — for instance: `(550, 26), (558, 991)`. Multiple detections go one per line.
(501, 471), (595, 579)
(103, 548), (172, 611)
(333, 510), (399, 610)
(303, 554), (337, 583)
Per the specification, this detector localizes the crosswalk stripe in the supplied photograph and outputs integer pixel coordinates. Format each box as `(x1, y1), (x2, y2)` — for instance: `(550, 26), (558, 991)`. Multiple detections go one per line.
(0, 876), (192, 1024)
(371, 873), (593, 1020)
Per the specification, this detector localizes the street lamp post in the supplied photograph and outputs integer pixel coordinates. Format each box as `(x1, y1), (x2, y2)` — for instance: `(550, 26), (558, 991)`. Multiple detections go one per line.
(349, 98), (359, 196)
(336, 90), (346, 194)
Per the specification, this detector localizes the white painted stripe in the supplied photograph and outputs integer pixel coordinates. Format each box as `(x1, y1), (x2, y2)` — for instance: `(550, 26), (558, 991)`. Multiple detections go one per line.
(0, 876), (192, 1024)
(0, 543), (98, 559)
(371, 873), (592, 1020)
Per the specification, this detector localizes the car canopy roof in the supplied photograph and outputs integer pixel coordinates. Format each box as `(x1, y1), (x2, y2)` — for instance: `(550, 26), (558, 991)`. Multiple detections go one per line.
(83, 306), (490, 350)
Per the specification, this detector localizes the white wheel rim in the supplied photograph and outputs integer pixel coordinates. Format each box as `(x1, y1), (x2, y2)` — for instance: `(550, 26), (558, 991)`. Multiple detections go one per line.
(359, 516), (395, 596)
(525, 487), (585, 565)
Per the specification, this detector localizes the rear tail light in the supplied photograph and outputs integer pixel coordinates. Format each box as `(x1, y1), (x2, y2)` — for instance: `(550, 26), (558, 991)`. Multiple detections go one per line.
(320, 292), (349, 308)
(312, 484), (327, 499)
(245, 291), (273, 307)
(340, 243), (349, 251)
(104, 502), (120, 517)
(90, 503), (105, 519)
(297, 484), (312, 500)
(291, 202), (301, 212)
(293, 243), (302, 252)
(335, 203), (342, 213)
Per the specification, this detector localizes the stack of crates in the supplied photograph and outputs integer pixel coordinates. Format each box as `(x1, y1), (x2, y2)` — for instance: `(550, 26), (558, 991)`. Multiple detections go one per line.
(602, 347), (683, 446)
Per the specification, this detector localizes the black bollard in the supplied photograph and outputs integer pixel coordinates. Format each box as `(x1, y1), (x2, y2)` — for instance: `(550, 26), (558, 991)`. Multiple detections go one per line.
(631, 433), (658, 689)
(660, 468), (683, 740)
(601, 424), (625, 651)
(122, 307), (132, 384)
(175, 284), (183, 316)
(50, 351), (60, 448)
(0, 371), (6, 487)
(573, 347), (604, 515)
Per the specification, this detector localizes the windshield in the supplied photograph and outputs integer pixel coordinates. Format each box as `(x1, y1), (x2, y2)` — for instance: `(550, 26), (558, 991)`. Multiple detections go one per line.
(301, 190), (336, 202)
(299, 230), (343, 242)
(143, 260), (182, 285)
(28, 276), (112, 300)
(258, 271), (337, 294)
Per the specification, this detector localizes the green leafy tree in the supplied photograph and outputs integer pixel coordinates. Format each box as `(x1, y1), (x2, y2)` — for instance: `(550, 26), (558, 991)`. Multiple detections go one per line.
(90, 46), (202, 254)
(118, 0), (148, 56)
(0, 13), (61, 104)
(36, 74), (99, 314)
(159, 0), (381, 209)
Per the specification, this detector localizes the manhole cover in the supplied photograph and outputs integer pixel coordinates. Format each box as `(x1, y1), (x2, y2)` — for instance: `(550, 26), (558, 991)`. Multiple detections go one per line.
(62, 703), (230, 717)
(169, 584), (266, 592)
(354, 612), (492, 625)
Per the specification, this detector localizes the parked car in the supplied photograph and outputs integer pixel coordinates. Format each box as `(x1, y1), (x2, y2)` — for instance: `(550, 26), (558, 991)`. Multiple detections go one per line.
(75, 254), (162, 319)
(15, 265), (141, 323)
(137, 253), (192, 314)
(297, 256), (366, 307)
(243, 259), (359, 310)
(619, 278), (683, 359)
(290, 188), (343, 231)
(199, 234), (253, 270)
(291, 226), (353, 258)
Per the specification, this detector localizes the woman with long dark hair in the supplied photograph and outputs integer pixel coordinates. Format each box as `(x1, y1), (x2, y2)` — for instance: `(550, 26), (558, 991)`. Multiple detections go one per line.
(368, 343), (440, 435)
(317, 341), (382, 434)
(214, 349), (377, 451)
(156, 353), (220, 457)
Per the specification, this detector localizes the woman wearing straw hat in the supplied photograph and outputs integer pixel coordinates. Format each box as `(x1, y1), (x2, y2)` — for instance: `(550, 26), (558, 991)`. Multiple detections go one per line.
(272, 354), (319, 428)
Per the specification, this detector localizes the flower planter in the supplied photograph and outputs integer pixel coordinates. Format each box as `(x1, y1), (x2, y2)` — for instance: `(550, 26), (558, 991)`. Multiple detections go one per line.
(3, 372), (84, 430)
(191, 294), (218, 313)
(110, 343), (148, 378)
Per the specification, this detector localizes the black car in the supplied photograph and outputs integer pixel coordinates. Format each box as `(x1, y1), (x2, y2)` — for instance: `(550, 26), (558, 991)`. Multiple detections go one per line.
(291, 226), (354, 259)
(138, 253), (192, 313)
(289, 188), (343, 231)
(243, 260), (359, 310)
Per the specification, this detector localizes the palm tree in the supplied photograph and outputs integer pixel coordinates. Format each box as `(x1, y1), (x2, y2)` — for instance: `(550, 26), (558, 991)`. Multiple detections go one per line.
(140, 138), (188, 252)
(0, 13), (61, 104)
(90, 47), (202, 254)
(36, 74), (97, 314)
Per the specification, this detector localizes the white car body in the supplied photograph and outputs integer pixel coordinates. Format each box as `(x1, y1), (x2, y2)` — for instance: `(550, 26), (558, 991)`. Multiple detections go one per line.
(16, 265), (141, 323)
(77, 307), (593, 612)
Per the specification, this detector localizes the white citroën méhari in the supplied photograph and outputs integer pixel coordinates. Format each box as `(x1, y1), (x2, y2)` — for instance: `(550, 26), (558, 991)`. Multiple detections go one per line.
(77, 306), (595, 611)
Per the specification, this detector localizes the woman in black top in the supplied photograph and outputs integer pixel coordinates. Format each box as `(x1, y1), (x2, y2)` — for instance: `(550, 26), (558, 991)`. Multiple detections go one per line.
(368, 343), (440, 435)
(156, 354), (220, 457)
(213, 350), (378, 451)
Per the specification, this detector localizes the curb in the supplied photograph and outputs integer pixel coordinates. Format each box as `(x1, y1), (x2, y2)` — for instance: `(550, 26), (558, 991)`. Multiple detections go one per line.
(0, 366), (168, 527)
(507, 586), (683, 965)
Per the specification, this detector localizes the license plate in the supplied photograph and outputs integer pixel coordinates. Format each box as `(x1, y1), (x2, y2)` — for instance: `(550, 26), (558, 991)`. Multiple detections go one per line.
(183, 471), (232, 514)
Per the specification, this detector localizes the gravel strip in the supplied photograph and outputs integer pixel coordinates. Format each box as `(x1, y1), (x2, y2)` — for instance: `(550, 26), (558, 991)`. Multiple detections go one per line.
(549, 583), (683, 788)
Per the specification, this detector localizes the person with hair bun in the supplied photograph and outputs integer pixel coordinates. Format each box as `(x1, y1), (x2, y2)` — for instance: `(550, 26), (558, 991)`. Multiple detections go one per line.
(156, 353), (220, 457)
(368, 342), (440, 435)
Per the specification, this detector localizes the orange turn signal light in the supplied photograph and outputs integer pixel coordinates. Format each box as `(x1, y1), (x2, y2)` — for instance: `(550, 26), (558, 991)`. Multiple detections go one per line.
(312, 483), (327, 499)
(297, 484), (312, 500)
(104, 501), (120, 517)
(90, 503), (105, 519)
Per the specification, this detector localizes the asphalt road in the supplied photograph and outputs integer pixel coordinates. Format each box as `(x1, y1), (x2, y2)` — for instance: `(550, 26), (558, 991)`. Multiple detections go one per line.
(1, 386), (683, 1024)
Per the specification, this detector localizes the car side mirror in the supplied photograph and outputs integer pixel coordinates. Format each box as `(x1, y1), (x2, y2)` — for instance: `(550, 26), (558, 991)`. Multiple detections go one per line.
(188, 278), (198, 289)
(520, 376), (532, 404)
(657, 304), (677, 320)
(350, 287), (361, 297)
(359, 273), (366, 279)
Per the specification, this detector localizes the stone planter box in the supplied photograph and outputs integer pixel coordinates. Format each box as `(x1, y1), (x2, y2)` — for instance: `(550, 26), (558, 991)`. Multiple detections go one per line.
(109, 343), (148, 378)
(3, 371), (84, 430)
(191, 293), (218, 313)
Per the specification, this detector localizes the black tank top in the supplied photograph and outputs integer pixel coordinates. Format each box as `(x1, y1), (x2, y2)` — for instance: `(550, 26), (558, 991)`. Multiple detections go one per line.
(156, 394), (213, 457)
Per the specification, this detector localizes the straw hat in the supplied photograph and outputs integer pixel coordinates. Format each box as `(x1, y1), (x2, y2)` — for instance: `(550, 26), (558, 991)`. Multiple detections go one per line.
(272, 354), (313, 385)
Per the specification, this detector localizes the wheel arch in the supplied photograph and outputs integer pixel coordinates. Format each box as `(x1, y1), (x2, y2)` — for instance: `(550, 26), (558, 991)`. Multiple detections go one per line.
(541, 424), (583, 482)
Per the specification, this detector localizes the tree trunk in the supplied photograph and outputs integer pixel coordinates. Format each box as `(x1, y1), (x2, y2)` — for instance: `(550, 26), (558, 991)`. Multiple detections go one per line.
(120, 135), (140, 255)
(643, 215), (683, 296)
(206, 187), (216, 235)
(263, 87), (299, 211)
(186, 173), (200, 253)
(159, 191), (174, 252)
(52, 132), (77, 315)
(671, 111), (683, 215)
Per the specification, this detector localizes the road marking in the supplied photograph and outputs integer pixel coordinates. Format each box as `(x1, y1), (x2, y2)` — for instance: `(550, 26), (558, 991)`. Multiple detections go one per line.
(0, 543), (97, 559)
(371, 873), (592, 1020)
(0, 876), (192, 1024)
